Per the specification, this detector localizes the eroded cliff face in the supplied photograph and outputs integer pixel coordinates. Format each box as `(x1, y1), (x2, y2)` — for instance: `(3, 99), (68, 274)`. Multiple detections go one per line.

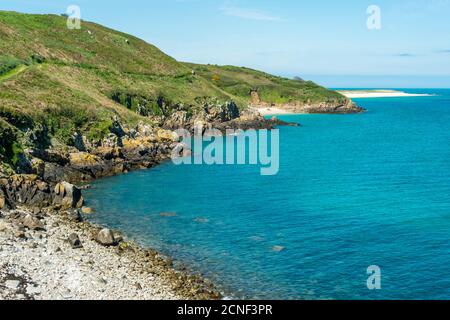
(0, 100), (288, 188)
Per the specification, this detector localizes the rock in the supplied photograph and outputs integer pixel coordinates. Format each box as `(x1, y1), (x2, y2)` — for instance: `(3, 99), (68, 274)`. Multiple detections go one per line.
(96, 228), (116, 246)
(14, 230), (26, 239)
(272, 245), (285, 252)
(72, 132), (87, 152)
(111, 116), (126, 137)
(101, 133), (123, 148)
(160, 212), (177, 217)
(81, 207), (94, 214)
(0, 221), (8, 232)
(22, 214), (45, 231)
(0, 195), (4, 210)
(194, 217), (209, 223)
(113, 232), (124, 243)
(164, 111), (188, 129)
(26, 285), (41, 295)
(93, 146), (123, 160)
(5, 280), (20, 290)
(53, 181), (84, 209)
(66, 209), (83, 223)
(68, 233), (83, 249)
(157, 129), (178, 142)
(30, 158), (45, 177)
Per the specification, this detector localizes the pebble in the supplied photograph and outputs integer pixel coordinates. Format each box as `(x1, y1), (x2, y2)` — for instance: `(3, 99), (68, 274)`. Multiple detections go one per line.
(5, 279), (20, 290)
(0, 208), (208, 300)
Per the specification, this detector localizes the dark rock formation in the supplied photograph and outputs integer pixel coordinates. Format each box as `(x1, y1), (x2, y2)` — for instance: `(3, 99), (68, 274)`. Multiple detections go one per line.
(68, 233), (83, 249)
(0, 175), (83, 211)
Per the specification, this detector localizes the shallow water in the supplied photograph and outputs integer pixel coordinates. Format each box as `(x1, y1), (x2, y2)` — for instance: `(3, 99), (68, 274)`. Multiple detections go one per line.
(85, 89), (450, 299)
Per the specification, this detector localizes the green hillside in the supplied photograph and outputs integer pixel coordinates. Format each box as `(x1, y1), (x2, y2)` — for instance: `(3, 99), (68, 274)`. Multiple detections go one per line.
(0, 11), (352, 172)
(185, 63), (348, 106)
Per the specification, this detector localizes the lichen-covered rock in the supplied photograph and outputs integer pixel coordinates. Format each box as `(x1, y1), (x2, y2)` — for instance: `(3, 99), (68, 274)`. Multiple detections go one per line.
(30, 157), (45, 178)
(69, 152), (102, 167)
(164, 110), (188, 129)
(92, 147), (123, 160)
(157, 129), (178, 142)
(53, 181), (84, 209)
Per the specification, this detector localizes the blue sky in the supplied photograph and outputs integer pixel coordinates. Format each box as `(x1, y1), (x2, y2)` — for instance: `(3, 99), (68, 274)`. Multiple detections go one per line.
(1, 0), (450, 87)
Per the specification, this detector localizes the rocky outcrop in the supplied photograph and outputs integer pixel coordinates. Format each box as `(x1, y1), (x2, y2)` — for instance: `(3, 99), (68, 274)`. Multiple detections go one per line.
(0, 175), (52, 209)
(0, 175), (83, 211)
(249, 90), (364, 114)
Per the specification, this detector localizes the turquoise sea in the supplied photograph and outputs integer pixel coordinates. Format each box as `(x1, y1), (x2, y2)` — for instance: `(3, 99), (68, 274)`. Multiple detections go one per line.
(84, 89), (450, 299)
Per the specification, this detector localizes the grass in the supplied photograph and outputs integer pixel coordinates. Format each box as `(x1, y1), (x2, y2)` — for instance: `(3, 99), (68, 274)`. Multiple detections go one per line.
(0, 64), (28, 82)
(185, 63), (348, 105)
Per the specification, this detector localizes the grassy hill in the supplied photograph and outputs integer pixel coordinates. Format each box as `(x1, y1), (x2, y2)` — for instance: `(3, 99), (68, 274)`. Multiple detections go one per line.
(0, 11), (351, 172)
(185, 63), (347, 106)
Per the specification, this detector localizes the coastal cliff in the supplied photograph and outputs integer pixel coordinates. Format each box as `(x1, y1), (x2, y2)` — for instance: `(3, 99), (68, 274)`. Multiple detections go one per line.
(0, 11), (359, 300)
(0, 11), (360, 180)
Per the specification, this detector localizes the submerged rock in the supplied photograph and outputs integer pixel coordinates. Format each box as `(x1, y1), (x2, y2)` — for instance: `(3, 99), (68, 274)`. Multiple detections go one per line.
(81, 207), (93, 214)
(160, 212), (177, 217)
(272, 246), (285, 252)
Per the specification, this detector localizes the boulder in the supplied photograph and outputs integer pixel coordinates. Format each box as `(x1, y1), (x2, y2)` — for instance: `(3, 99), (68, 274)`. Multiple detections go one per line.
(72, 132), (87, 152)
(53, 181), (84, 209)
(96, 228), (116, 246)
(68, 233), (83, 249)
(110, 117), (126, 137)
(22, 214), (45, 231)
(0, 221), (8, 232)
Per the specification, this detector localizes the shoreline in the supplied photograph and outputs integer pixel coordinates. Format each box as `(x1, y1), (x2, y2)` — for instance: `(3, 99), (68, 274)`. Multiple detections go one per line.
(337, 90), (433, 99)
(0, 204), (221, 300)
(0, 103), (359, 300)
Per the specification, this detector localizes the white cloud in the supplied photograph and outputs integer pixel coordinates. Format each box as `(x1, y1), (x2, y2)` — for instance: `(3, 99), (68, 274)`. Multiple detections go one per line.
(220, 5), (281, 21)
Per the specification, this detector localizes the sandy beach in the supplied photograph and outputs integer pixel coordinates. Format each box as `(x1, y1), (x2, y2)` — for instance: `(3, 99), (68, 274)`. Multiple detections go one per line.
(337, 90), (433, 99)
(249, 106), (295, 116)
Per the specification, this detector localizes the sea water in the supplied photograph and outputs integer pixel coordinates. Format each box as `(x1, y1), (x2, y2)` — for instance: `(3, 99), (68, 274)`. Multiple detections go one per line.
(84, 89), (450, 299)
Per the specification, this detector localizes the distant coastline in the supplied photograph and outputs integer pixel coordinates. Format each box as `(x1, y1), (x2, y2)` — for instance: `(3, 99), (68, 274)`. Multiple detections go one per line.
(337, 89), (433, 98)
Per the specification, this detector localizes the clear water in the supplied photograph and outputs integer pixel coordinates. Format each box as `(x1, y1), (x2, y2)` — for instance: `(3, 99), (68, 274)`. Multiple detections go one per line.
(84, 89), (450, 299)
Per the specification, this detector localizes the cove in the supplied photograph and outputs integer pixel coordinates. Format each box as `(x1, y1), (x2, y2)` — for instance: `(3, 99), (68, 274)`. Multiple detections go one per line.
(84, 89), (450, 299)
